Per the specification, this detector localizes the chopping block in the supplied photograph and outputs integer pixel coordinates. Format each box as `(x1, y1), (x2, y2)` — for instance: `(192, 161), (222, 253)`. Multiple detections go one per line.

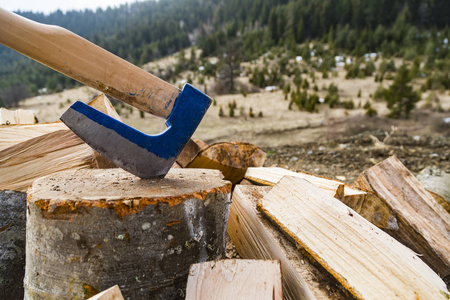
(24, 168), (232, 300)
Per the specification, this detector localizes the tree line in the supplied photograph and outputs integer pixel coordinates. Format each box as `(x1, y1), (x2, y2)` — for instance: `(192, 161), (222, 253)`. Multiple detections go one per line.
(0, 0), (449, 108)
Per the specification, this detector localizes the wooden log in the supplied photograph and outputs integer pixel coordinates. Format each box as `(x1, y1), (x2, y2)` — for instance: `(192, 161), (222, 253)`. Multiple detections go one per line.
(0, 190), (27, 300)
(176, 139), (206, 168)
(245, 167), (397, 230)
(88, 285), (124, 300)
(228, 185), (350, 300)
(0, 122), (67, 151)
(185, 259), (283, 300)
(0, 94), (119, 152)
(259, 176), (449, 299)
(25, 168), (231, 300)
(0, 130), (97, 192)
(353, 155), (450, 280)
(0, 107), (36, 125)
(188, 142), (266, 184)
(0, 94), (120, 192)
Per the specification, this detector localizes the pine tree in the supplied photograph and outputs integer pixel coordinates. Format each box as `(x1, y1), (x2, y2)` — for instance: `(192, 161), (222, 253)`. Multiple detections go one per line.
(384, 65), (421, 118)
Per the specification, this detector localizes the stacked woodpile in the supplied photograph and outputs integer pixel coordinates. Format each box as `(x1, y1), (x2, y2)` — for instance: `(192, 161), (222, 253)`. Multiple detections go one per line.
(1, 94), (449, 299)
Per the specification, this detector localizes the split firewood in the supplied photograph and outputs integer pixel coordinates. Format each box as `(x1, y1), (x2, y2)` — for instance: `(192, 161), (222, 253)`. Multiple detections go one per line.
(0, 94), (120, 151)
(188, 142), (266, 184)
(259, 176), (449, 299)
(0, 107), (36, 125)
(0, 122), (67, 151)
(88, 285), (124, 300)
(245, 167), (397, 230)
(228, 184), (348, 300)
(185, 259), (283, 300)
(0, 94), (121, 192)
(353, 155), (450, 279)
(176, 138), (207, 168)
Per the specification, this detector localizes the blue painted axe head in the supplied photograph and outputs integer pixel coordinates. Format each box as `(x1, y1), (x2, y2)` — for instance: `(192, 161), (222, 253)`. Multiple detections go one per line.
(60, 84), (211, 179)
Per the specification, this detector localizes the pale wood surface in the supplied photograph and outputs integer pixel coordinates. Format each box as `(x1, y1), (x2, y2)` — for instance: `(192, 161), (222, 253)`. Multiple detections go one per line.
(0, 122), (67, 151)
(0, 130), (96, 192)
(0, 108), (36, 125)
(185, 259), (283, 300)
(245, 167), (397, 230)
(354, 155), (450, 278)
(25, 168), (231, 299)
(259, 176), (449, 299)
(188, 142), (266, 184)
(176, 139), (204, 168)
(228, 185), (352, 300)
(88, 285), (124, 300)
(0, 94), (119, 152)
(0, 94), (122, 191)
(0, 8), (179, 118)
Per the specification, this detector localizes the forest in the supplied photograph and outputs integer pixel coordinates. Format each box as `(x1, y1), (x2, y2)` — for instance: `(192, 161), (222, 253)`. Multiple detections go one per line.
(0, 0), (449, 108)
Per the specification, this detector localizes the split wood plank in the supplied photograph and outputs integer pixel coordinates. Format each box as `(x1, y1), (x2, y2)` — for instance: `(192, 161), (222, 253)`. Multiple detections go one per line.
(259, 175), (449, 299)
(245, 167), (397, 230)
(185, 259), (283, 300)
(0, 122), (67, 151)
(88, 285), (124, 300)
(0, 94), (120, 151)
(0, 130), (97, 192)
(188, 142), (266, 184)
(0, 107), (36, 125)
(228, 185), (351, 300)
(353, 155), (450, 278)
(0, 94), (121, 192)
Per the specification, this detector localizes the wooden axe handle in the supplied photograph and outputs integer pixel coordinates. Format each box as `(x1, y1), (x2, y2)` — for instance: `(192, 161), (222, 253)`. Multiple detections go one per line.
(0, 8), (180, 119)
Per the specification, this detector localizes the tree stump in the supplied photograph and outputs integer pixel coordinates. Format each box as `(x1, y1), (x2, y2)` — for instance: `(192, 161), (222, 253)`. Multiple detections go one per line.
(0, 190), (27, 300)
(24, 168), (232, 300)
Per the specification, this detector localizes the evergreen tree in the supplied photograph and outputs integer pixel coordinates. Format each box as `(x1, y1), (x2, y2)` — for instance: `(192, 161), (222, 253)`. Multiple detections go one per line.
(384, 65), (421, 118)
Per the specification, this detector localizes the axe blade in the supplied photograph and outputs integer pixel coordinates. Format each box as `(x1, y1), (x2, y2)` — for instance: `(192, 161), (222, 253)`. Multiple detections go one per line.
(60, 84), (211, 179)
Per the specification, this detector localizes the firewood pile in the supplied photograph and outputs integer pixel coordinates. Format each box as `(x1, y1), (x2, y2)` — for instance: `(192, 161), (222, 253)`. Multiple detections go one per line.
(1, 95), (449, 299)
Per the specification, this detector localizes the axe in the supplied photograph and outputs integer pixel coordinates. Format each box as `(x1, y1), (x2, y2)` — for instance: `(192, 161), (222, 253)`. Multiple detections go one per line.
(0, 8), (211, 178)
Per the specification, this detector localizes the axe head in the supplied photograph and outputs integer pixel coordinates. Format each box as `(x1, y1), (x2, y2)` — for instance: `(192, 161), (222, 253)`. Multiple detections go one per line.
(60, 84), (211, 179)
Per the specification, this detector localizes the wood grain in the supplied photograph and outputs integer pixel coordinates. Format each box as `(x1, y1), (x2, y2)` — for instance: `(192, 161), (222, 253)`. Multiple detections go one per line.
(188, 142), (266, 184)
(245, 167), (397, 230)
(354, 155), (450, 278)
(185, 259), (283, 300)
(228, 185), (353, 300)
(259, 176), (449, 299)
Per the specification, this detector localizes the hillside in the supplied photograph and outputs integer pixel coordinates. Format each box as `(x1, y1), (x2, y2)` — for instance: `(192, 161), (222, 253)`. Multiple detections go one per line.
(1, 0), (449, 108)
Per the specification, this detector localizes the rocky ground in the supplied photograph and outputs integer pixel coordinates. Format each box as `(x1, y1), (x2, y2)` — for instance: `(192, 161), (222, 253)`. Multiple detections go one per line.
(263, 130), (450, 184)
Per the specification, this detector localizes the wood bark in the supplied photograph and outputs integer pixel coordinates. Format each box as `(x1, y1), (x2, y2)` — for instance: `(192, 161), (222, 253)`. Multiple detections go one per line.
(185, 259), (283, 300)
(245, 167), (397, 230)
(353, 155), (450, 280)
(188, 142), (266, 184)
(88, 285), (124, 300)
(25, 168), (231, 300)
(0, 190), (27, 300)
(228, 185), (352, 300)
(259, 176), (449, 299)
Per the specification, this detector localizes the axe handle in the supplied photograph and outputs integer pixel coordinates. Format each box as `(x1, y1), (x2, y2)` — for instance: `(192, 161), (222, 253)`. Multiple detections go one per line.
(0, 8), (180, 119)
